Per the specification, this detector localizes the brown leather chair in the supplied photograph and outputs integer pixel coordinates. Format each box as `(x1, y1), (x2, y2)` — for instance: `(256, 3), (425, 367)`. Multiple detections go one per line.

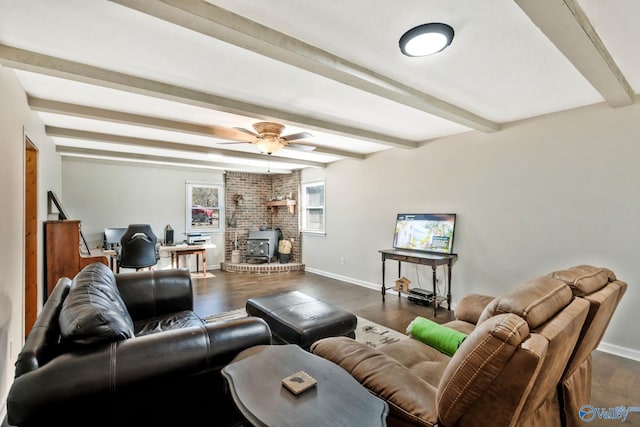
(312, 272), (594, 426)
(452, 265), (628, 427)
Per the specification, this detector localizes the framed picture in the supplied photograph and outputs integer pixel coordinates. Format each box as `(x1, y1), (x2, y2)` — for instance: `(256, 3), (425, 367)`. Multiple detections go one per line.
(186, 181), (224, 234)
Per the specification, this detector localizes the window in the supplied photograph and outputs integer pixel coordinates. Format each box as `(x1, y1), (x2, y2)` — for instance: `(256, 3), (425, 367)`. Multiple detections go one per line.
(186, 181), (224, 233)
(301, 180), (325, 233)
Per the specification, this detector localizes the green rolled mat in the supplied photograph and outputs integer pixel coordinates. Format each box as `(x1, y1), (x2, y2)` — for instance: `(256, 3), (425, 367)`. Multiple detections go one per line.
(406, 316), (468, 356)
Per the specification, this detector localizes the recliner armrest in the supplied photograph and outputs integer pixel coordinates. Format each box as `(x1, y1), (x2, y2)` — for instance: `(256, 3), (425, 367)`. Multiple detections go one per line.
(115, 269), (193, 320)
(454, 293), (495, 324)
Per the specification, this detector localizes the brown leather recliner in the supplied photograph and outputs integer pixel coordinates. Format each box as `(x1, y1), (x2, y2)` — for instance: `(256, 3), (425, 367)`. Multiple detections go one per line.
(312, 269), (608, 427)
(449, 265), (627, 427)
(546, 265), (627, 427)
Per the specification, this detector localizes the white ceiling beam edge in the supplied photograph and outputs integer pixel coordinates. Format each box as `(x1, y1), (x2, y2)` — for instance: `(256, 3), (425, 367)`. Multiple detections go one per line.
(46, 126), (327, 168)
(110, 0), (499, 133)
(31, 97), (251, 141)
(31, 98), (364, 160)
(56, 146), (294, 174)
(515, 0), (636, 108)
(0, 44), (417, 150)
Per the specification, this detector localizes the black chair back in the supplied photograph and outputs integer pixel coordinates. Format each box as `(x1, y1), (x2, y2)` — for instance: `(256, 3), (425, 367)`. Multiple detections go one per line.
(119, 224), (158, 270)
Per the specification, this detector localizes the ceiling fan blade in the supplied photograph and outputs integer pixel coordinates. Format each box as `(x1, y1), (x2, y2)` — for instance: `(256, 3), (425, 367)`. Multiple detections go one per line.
(234, 127), (258, 137)
(282, 132), (313, 141)
(217, 141), (251, 145)
(286, 143), (316, 151)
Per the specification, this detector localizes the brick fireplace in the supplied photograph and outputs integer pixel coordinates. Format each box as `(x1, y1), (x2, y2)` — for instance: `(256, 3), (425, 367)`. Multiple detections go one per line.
(221, 171), (304, 273)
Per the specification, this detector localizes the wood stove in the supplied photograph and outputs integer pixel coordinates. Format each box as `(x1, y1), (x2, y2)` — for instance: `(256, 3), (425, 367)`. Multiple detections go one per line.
(246, 230), (279, 263)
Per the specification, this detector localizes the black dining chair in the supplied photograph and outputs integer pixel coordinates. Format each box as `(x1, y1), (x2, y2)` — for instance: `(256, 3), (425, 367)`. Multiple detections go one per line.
(118, 224), (159, 272)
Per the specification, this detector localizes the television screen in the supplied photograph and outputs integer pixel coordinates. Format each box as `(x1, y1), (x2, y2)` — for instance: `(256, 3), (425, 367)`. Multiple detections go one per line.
(392, 213), (456, 254)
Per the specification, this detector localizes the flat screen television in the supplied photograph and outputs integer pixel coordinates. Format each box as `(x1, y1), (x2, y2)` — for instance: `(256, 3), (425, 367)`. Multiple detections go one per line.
(392, 213), (456, 254)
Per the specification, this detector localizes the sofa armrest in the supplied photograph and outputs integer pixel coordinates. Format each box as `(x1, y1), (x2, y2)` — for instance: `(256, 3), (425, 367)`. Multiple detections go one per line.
(7, 317), (271, 426)
(454, 293), (495, 324)
(115, 268), (193, 320)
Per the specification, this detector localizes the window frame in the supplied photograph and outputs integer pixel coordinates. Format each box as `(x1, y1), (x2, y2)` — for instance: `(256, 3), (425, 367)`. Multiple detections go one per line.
(301, 180), (325, 234)
(185, 181), (225, 234)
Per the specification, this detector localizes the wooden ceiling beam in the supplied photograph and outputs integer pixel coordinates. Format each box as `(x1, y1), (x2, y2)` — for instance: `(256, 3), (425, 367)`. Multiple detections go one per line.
(32, 98), (364, 160)
(0, 43), (417, 149)
(56, 145), (295, 174)
(516, 0), (636, 107)
(46, 126), (328, 168)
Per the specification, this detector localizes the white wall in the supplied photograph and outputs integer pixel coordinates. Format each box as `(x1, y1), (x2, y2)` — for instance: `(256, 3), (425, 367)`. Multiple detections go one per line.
(61, 158), (226, 270)
(302, 101), (640, 358)
(0, 66), (62, 420)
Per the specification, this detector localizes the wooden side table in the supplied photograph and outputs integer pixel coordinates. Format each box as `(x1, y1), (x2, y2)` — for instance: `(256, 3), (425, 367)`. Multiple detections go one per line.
(159, 244), (215, 275)
(222, 345), (388, 426)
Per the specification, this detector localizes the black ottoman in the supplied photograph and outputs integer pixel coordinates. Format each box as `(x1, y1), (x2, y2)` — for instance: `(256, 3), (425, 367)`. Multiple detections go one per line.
(246, 291), (357, 349)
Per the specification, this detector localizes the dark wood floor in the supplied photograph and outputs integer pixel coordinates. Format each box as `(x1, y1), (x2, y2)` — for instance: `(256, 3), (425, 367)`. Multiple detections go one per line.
(193, 269), (640, 427)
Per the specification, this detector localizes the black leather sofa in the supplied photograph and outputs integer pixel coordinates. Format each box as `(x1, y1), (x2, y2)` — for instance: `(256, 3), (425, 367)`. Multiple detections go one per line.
(7, 262), (272, 427)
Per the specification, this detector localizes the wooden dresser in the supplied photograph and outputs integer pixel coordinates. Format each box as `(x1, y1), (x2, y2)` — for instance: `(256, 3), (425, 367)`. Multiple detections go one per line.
(44, 220), (108, 299)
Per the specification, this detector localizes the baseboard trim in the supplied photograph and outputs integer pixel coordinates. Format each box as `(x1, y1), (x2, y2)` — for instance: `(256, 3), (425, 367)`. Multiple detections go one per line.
(597, 342), (640, 362)
(304, 267), (384, 293)
(305, 267), (637, 362)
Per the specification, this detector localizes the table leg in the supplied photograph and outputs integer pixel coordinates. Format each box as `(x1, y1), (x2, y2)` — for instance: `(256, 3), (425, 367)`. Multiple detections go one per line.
(196, 254), (200, 273)
(203, 250), (207, 276)
(381, 255), (386, 301)
(447, 260), (453, 311)
(432, 265), (437, 317)
(398, 261), (402, 298)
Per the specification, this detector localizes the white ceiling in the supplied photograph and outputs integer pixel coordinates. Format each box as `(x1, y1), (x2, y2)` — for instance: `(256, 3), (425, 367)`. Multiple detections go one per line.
(0, 0), (638, 173)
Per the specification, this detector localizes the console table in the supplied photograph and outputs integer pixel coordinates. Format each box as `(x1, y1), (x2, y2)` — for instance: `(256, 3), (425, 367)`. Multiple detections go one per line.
(379, 249), (457, 316)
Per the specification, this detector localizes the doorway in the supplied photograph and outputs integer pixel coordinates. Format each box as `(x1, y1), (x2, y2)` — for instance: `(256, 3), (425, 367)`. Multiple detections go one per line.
(24, 137), (38, 337)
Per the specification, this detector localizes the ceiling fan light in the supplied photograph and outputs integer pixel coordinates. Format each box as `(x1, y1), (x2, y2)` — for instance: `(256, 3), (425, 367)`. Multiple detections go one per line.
(399, 23), (454, 57)
(255, 137), (283, 155)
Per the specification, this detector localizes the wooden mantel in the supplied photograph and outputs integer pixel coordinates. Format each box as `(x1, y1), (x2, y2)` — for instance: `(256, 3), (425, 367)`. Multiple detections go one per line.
(266, 199), (296, 214)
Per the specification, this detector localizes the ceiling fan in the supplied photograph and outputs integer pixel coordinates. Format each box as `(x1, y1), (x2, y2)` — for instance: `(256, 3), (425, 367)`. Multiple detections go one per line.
(221, 122), (317, 155)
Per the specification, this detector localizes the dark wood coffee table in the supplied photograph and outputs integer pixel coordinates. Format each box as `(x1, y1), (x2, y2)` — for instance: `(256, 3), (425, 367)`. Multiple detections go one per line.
(222, 344), (388, 427)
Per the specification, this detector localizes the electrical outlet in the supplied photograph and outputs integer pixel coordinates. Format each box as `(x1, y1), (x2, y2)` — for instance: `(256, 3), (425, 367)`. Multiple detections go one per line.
(339, 257), (345, 266)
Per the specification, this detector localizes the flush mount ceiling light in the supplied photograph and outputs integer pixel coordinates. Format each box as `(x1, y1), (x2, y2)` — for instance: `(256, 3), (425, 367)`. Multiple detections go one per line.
(399, 23), (454, 57)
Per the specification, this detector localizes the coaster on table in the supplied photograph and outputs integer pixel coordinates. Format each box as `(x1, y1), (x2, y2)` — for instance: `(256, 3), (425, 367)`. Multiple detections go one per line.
(282, 370), (317, 395)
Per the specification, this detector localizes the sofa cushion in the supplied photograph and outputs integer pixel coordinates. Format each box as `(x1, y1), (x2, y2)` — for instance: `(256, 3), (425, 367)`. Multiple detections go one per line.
(134, 310), (205, 336)
(312, 336), (443, 427)
(547, 264), (615, 297)
(59, 262), (135, 345)
(477, 276), (572, 329)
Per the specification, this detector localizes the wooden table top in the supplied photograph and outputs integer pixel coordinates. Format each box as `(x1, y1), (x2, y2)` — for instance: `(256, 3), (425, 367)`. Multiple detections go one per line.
(222, 344), (388, 427)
